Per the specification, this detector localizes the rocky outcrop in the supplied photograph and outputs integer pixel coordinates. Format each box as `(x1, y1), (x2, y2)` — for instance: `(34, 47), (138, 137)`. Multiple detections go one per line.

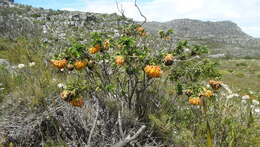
(0, 2), (259, 58)
(0, 0), (13, 4)
(0, 2), (132, 54)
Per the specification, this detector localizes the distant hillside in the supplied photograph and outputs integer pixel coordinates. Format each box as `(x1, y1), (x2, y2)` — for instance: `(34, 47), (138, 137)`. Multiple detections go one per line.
(0, 0), (13, 2)
(144, 19), (260, 58)
(0, 1), (260, 58)
(145, 19), (250, 39)
(0, 1), (132, 56)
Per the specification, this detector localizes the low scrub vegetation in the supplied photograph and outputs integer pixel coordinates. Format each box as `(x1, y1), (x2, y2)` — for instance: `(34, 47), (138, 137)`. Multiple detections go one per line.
(0, 21), (259, 146)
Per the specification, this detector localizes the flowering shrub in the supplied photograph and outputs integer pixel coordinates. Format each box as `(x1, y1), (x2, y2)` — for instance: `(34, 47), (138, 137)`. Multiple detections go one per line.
(48, 24), (259, 146)
(0, 18), (257, 147)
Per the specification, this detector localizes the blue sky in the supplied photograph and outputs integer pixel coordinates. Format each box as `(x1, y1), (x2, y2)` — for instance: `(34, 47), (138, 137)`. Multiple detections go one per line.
(15, 0), (260, 37)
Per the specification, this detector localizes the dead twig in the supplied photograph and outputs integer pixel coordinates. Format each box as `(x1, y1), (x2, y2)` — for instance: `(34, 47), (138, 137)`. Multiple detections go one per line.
(116, 0), (125, 17)
(134, 0), (147, 25)
(112, 125), (146, 147)
(87, 100), (99, 146)
(118, 110), (125, 138)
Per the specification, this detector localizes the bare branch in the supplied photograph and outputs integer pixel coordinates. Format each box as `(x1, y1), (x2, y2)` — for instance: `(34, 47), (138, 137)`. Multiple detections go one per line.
(118, 111), (125, 138)
(134, 0), (147, 25)
(87, 101), (99, 146)
(116, 0), (125, 17)
(112, 125), (146, 147)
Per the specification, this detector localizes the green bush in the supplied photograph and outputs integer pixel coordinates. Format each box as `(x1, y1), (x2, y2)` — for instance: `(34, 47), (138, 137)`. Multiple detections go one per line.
(236, 62), (247, 67)
(31, 13), (41, 18)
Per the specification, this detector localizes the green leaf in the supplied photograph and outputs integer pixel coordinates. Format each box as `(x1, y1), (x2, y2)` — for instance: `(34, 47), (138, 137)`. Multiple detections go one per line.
(206, 121), (213, 147)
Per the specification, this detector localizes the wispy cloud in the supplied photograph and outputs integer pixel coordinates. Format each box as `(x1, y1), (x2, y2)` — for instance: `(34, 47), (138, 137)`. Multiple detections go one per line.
(76, 0), (260, 37)
(61, 8), (77, 11)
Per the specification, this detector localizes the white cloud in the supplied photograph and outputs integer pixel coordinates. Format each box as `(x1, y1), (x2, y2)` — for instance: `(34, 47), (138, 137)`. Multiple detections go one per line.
(74, 0), (260, 37)
(61, 8), (77, 11)
(224, 11), (241, 19)
(79, 0), (250, 21)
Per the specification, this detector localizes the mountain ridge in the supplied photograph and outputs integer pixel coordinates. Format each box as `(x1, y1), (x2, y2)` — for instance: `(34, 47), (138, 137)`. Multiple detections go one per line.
(0, 2), (260, 58)
(144, 18), (260, 58)
(144, 19), (252, 39)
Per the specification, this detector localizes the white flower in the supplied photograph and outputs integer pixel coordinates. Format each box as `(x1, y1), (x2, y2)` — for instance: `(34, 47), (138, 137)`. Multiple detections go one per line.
(29, 62), (36, 67)
(17, 64), (25, 69)
(60, 68), (64, 72)
(255, 108), (260, 113)
(249, 91), (254, 95)
(114, 32), (120, 37)
(242, 100), (247, 104)
(184, 48), (190, 53)
(252, 99), (259, 105)
(221, 84), (232, 94)
(57, 83), (66, 89)
(242, 95), (250, 100)
(227, 93), (239, 99)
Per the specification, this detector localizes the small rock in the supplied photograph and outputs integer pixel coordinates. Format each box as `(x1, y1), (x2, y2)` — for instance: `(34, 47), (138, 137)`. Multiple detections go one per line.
(0, 59), (14, 73)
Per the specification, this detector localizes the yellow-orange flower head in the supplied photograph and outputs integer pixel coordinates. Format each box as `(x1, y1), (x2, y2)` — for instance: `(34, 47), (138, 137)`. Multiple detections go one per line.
(144, 65), (162, 78)
(70, 96), (84, 107)
(136, 26), (144, 32)
(74, 60), (87, 70)
(88, 47), (99, 54)
(200, 88), (213, 97)
(140, 32), (148, 37)
(60, 90), (75, 102)
(209, 80), (222, 90)
(164, 54), (174, 66)
(189, 97), (202, 105)
(115, 56), (124, 65)
(88, 44), (100, 54)
(104, 39), (110, 49)
(51, 59), (68, 69)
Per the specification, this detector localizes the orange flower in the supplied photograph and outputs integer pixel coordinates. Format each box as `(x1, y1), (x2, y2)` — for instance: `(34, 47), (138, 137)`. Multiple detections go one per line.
(94, 44), (101, 50)
(209, 80), (222, 90)
(51, 59), (68, 69)
(199, 88), (213, 97)
(115, 56), (124, 65)
(144, 65), (162, 78)
(88, 47), (99, 54)
(60, 90), (75, 102)
(104, 39), (110, 49)
(164, 54), (174, 66)
(70, 96), (84, 107)
(74, 60), (87, 70)
(136, 26), (144, 32)
(189, 97), (202, 105)
(140, 32), (148, 37)
(88, 44), (100, 54)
